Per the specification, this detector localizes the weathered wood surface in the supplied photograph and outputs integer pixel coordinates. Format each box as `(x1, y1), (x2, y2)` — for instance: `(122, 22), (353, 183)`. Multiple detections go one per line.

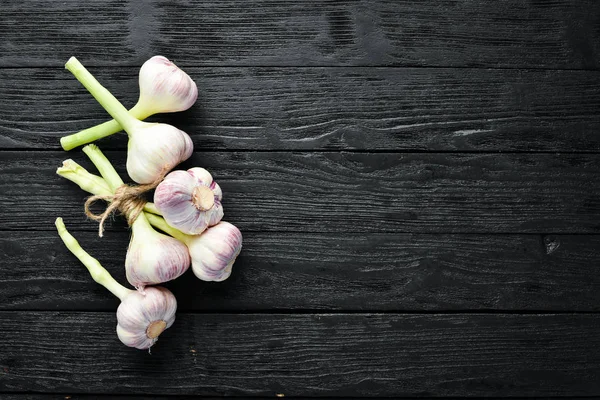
(1, 231), (599, 312)
(1, 313), (599, 396)
(2, 0), (600, 397)
(1, 1), (599, 69)
(2, 151), (599, 233)
(2, 67), (600, 151)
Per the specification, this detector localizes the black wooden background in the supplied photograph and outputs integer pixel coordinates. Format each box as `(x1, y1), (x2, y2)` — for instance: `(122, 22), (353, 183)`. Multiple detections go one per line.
(1, 1), (600, 398)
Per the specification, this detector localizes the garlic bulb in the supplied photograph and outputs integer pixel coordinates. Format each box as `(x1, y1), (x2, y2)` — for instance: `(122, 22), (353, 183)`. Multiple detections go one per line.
(187, 222), (243, 282)
(55, 218), (177, 350)
(154, 167), (224, 235)
(126, 123), (193, 184)
(126, 214), (191, 289)
(146, 213), (242, 282)
(65, 57), (193, 184)
(136, 56), (198, 115)
(60, 55), (198, 151)
(116, 286), (177, 349)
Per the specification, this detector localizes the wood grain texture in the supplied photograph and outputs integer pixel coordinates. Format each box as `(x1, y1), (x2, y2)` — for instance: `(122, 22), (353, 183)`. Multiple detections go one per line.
(2, 151), (600, 233)
(1, 1), (598, 69)
(1, 313), (599, 396)
(2, 231), (599, 312)
(2, 67), (600, 151)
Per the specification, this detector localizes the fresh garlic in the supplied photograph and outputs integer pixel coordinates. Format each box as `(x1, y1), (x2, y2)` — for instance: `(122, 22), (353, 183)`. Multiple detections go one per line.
(55, 218), (177, 350)
(60, 55), (198, 151)
(136, 56), (198, 116)
(146, 213), (242, 282)
(81, 144), (191, 289)
(154, 167), (224, 235)
(125, 215), (191, 289)
(65, 57), (193, 184)
(116, 286), (177, 349)
(125, 123), (193, 184)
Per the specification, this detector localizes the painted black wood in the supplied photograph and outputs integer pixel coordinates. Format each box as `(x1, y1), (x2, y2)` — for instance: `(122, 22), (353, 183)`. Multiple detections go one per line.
(2, 0), (600, 397)
(2, 67), (600, 151)
(1, 313), (599, 396)
(1, 231), (599, 312)
(1, 1), (598, 69)
(2, 151), (599, 233)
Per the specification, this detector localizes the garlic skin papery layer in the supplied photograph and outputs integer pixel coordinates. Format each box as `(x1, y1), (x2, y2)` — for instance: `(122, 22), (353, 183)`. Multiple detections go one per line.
(55, 218), (177, 350)
(154, 167), (224, 235)
(116, 286), (177, 349)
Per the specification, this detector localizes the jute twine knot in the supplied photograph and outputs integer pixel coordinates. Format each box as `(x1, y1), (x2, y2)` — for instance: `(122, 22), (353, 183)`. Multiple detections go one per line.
(84, 176), (163, 237)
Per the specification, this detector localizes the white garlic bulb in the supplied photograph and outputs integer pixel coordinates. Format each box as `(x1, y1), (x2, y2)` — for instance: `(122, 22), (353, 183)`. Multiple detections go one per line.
(55, 218), (177, 350)
(126, 123), (193, 184)
(136, 55), (198, 115)
(125, 214), (191, 289)
(154, 167), (224, 235)
(187, 222), (243, 282)
(116, 286), (177, 349)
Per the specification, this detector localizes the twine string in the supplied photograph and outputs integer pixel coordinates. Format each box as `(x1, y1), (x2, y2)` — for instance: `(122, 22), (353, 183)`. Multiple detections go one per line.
(84, 173), (165, 237)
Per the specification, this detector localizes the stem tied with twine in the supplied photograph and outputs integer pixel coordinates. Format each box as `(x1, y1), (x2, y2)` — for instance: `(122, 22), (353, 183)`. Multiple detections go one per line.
(84, 174), (164, 237)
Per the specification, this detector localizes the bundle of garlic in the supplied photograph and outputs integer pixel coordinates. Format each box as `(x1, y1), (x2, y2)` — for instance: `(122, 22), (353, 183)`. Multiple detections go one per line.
(55, 56), (243, 350)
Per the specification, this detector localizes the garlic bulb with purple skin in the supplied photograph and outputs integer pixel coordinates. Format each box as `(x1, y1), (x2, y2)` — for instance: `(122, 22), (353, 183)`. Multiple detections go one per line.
(146, 213), (242, 282)
(65, 57), (193, 184)
(125, 215), (191, 289)
(116, 286), (177, 349)
(60, 55), (198, 151)
(55, 218), (176, 350)
(154, 167), (224, 235)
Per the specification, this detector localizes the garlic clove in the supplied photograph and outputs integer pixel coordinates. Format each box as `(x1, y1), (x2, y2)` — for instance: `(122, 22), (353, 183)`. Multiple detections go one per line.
(125, 220), (191, 289)
(188, 221), (242, 282)
(116, 286), (177, 350)
(154, 167), (224, 235)
(126, 123), (193, 184)
(137, 55), (198, 115)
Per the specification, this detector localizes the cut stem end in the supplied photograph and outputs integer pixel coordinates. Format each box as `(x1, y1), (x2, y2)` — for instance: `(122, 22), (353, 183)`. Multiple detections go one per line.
(192, 186), (215, 211)
(146, 320), (167, 339)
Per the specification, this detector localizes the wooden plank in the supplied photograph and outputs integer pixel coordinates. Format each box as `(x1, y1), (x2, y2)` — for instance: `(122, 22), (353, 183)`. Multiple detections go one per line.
(1, 313), (599, 396)
(2, 151), (600, 234)
(1, 1), (598, 69)
(2, 67), (600, 151)
(0, 397), (310, 400)
(1, 230), (599, 312)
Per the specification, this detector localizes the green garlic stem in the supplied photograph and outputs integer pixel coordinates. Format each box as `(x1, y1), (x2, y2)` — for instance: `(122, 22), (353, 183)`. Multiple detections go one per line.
(56, 159), (112, 196)
(65, 57), (142, 134)
(130, 209), (154, 233)
(144, 212), (191, 244)
(82, 144), (124, 191)
(56, 162), (161, 216)
(55, 218), (133, 301)
(143, 202), (161, 215)
(60, 103), (151, 151)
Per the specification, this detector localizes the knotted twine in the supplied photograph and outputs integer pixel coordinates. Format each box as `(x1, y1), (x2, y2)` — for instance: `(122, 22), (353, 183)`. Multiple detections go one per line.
(84, 174), (164, 237)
